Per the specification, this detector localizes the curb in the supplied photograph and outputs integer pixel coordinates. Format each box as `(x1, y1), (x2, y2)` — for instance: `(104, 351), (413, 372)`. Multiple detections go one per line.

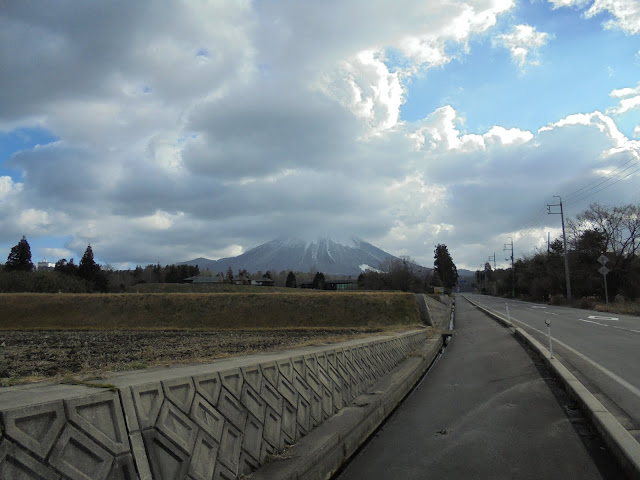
(462, 295), (640, 480)
(249, 335), (445, 480)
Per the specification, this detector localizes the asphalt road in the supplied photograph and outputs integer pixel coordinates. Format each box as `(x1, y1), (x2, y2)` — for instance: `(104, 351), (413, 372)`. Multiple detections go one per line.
(335, 297), (622, 479)
(464, 294), (640, 441)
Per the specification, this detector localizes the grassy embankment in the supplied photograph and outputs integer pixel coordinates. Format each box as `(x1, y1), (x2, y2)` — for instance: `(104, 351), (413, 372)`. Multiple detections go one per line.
(0, 290), (423, 330)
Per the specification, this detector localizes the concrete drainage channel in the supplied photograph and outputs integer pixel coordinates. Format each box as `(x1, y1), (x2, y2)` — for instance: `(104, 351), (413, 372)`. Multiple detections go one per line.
(326, 299), (456, 480)
(253, 299), (455, 480)
(462, 295), (640, 479)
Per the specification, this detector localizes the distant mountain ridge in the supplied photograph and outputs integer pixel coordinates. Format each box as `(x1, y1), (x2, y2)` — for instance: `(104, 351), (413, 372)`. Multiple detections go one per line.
(180, 236), (405, 276)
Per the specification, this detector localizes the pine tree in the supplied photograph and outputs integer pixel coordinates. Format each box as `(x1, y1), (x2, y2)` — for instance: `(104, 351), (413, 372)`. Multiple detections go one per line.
(433, 244), (458, 290)
(5, 236), (34, 272)
(286, 271), (297, 288)
(78, 245), (100, 282)
(312, 272), (325, 290)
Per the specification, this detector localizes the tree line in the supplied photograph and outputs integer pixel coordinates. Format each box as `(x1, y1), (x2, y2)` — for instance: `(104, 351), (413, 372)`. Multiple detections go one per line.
(475, 203), (640, 304)
(2, 237), (460, 294)
(0, 237), (199, 293)
(357, 244), (458, 293)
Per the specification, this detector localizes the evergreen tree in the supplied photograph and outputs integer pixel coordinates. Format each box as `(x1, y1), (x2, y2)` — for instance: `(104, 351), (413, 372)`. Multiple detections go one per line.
(433, 244), (458, 290)
(286, 271), (297, 288)
(78, 245), (101, 282)
(5, 236), (34, 272)
(312, 272), (326, 290)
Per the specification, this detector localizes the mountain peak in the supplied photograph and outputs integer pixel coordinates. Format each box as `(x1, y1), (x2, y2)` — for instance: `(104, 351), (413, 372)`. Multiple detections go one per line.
(180, 235), (398, 275)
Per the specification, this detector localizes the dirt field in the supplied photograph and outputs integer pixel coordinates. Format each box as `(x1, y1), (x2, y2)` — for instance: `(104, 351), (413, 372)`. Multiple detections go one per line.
(0, 327), (429, 386)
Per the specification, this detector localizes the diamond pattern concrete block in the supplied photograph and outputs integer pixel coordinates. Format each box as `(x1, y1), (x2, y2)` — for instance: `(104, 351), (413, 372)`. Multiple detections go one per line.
(142, 430), (190, 480)
(296, 397), (310, 434)
(309, 390), (322, 427)
(305, 370), (322, 396)
(212, 461), (235, 480)
(262, 406), (281, 449)
(335, 349), (344, 366)
(332, 383), (343, 412)
(118, 388), (139, 434)
(260, 439), (276, 464)
(239, 451), (259, 476)
(281, 429), (293, 448)
(281, 400), (296, 440)
(188, 429), (218, 480)
(65, 391), (129, 456)
(241, 365), (262, 392)
(128, 432), (152, 480)
(241, 383), (266, 421)
(260, 379), (283, 414)
(220, 368), (244, 399)
(130, 383), (163, 431)
(155, 401), (198, 455)
(276, 358), (294, 382)
(0, 439), (60, 480)
(218, 422), (242, 474)
(328, 364), (342, 389)
(291, 355), (306, 378)
(321, 386), (333, 418)
(162, 378), (196, 414)
(277, 375), (298, 407)
(292, 371), (311, 403)
(2, 401), (65, 460)
(304, 354), (318, 376)
(241, 413), (263, 461)
(343, 347), (352, 363)
(316, 365), (332, 391)
(194, 371), (222, 407)
(49, 424), (113, 480)
(107, 454), (136, 480)
(190, 394), (225, 442)
(216, 387), (247, 431)
(259, 361), (279, 388)
(326, 350), (336, 369)
(316, 352), (328, 370)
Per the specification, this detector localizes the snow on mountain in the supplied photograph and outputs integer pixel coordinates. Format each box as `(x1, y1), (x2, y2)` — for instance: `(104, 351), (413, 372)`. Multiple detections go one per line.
(179, 236), (403, 276)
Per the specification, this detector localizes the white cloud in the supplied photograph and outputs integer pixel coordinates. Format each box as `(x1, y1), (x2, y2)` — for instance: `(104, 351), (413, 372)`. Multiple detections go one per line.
(549, 0), (640, 34)
(608, 82), (640, 114)
(494, 24), (553, 68)
(0, 176), (22, 198)
(634, 125), (640, 137)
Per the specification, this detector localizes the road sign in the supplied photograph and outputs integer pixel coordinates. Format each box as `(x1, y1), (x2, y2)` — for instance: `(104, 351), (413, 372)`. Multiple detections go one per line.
(598, 265), (610, 276)
(598, 254), (609, 265)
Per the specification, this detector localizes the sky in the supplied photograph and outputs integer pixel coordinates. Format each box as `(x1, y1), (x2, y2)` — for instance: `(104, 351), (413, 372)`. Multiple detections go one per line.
(1, 0), (640, 272)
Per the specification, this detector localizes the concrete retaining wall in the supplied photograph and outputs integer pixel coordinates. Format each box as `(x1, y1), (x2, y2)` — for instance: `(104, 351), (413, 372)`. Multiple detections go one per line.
(0, 329), (429, 480)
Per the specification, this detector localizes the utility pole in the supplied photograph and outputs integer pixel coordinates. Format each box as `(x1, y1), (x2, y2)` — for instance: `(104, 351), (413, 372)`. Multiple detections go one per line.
(488, 253), (496, 270)
(547, 196), (572, 302)
(503, 237), (514, 297)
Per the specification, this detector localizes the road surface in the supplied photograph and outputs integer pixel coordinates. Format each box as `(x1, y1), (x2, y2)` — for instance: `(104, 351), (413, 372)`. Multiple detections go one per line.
(335, 297), (622, 479)
(464, 294), (640, 442)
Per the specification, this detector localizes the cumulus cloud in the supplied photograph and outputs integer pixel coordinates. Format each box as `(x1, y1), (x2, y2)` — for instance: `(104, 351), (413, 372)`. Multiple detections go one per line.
(494, 24), (553, 68)
(0, 0), (636, 272)
(608, 82), (640, 115)
(548, 0), (640, 34)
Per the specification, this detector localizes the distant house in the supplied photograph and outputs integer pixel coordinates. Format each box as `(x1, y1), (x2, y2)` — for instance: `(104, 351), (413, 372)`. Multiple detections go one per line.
(251, 278), (275, 287)
(298, 279), (355, 290)
(37, 260), (55, 271)
(180, 276), (222, 284)
(324, 280), (356, 291)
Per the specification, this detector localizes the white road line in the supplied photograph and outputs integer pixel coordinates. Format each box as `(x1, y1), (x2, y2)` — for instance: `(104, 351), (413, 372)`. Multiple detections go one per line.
(579, 319), (608, 327)
(543, 312), (559, 316)
(587, 315), (619, 321)
(511, 318), (640, 400)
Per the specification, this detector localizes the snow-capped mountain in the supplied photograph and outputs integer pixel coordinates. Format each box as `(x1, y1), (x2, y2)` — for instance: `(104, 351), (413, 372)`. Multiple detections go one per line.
(180, 236), (403, 275)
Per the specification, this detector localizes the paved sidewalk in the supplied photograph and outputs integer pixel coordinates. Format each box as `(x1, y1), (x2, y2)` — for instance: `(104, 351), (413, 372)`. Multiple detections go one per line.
(335, 296), (624, 479)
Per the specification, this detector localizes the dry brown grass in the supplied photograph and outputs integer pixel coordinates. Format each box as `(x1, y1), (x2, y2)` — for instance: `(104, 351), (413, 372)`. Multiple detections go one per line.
(0, 291), (422, 330)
